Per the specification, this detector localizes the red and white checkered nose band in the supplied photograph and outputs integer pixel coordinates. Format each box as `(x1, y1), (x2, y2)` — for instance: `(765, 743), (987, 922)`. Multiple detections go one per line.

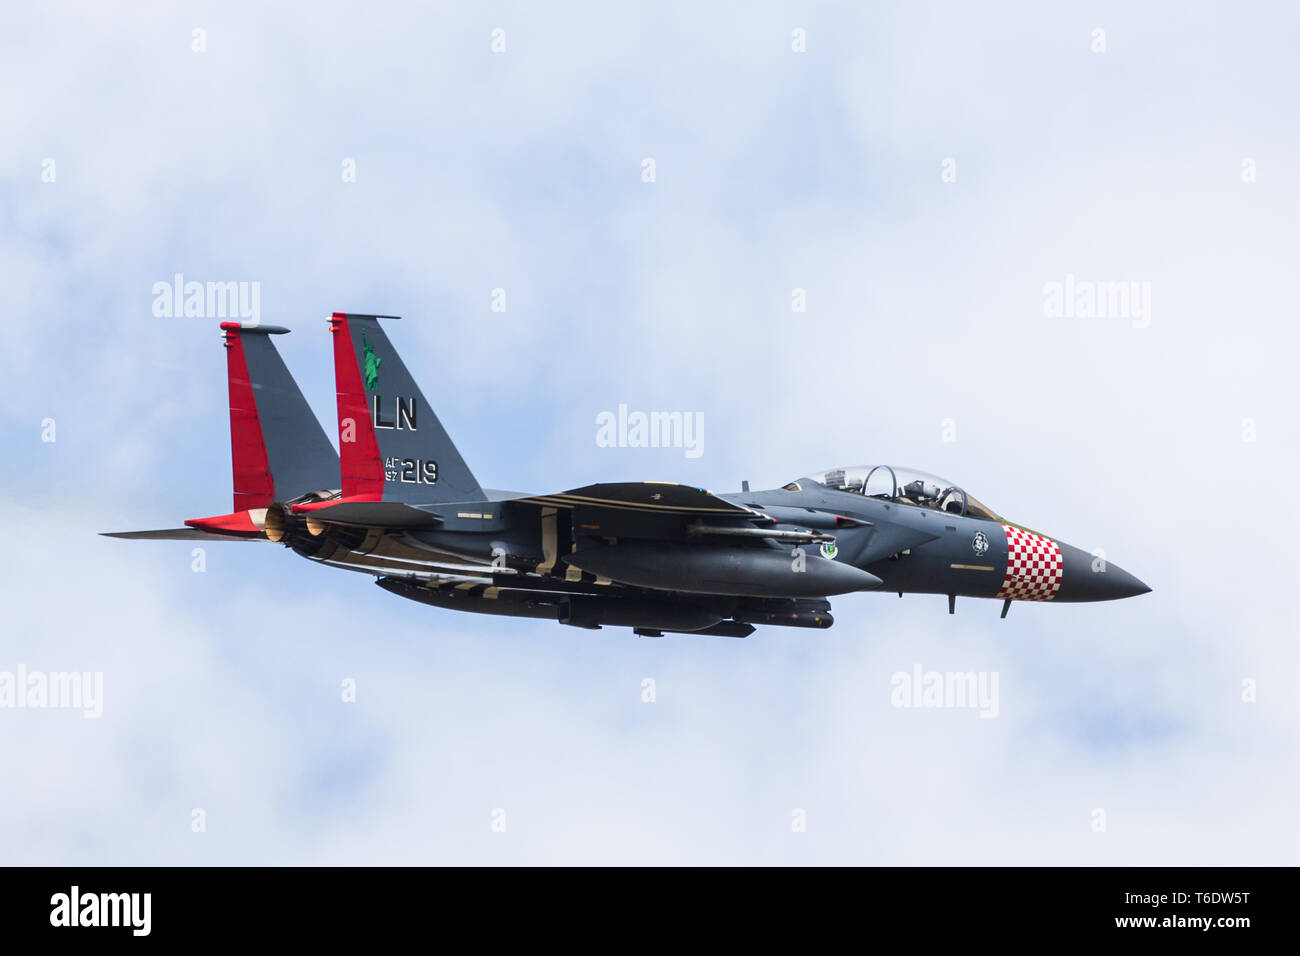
(997, 524), (1064, 601)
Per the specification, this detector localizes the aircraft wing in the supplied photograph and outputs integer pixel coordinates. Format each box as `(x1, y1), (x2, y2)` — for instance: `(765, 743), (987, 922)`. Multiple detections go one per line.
(285, 483), (758, 535)
(514, 482), (759, 518)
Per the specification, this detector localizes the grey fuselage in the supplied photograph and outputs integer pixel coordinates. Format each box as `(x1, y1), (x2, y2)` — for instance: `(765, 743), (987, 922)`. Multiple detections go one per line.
(377, 478), (1149, 611)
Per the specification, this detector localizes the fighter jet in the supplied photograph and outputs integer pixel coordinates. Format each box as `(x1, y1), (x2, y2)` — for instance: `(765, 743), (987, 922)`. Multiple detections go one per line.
(107, 314), (1150, 637)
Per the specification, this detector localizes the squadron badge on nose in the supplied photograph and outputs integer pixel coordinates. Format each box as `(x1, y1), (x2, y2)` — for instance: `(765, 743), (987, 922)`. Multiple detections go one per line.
(972, 531), (989, 557)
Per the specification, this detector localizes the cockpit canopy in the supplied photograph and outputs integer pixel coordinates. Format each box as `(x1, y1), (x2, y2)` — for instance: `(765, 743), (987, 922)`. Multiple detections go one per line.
(793, 465), (1001, 521)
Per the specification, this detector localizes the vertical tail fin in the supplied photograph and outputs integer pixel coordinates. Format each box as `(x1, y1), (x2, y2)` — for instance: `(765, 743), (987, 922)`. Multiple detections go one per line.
(329, 312), (485, 504)
(222, 322), (339, 510)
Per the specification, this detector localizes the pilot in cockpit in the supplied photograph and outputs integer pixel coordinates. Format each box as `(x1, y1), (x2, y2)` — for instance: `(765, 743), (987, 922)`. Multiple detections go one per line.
(900, 478), (965, 514)
(900, 478), (941, 507)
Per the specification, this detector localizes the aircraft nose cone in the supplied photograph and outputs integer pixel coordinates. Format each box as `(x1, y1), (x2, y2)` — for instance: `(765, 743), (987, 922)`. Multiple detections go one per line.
(1054, 542), (1152, 602)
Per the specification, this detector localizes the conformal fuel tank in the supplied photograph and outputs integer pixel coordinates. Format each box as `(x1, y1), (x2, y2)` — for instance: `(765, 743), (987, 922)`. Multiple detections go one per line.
(565, 542), (882, 598)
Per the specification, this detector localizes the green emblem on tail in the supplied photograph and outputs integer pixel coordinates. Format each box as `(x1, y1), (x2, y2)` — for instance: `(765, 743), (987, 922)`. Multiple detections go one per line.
(362, 330), (381, 391)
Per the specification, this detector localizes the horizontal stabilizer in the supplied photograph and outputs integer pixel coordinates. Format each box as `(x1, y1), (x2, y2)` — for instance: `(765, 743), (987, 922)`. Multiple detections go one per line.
(100, 528), (263, 542)
(184, 510), (266, 538)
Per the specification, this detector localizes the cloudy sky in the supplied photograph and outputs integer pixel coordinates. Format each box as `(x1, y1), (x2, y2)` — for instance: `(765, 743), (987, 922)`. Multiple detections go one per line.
(2, 1), (1297, 864)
